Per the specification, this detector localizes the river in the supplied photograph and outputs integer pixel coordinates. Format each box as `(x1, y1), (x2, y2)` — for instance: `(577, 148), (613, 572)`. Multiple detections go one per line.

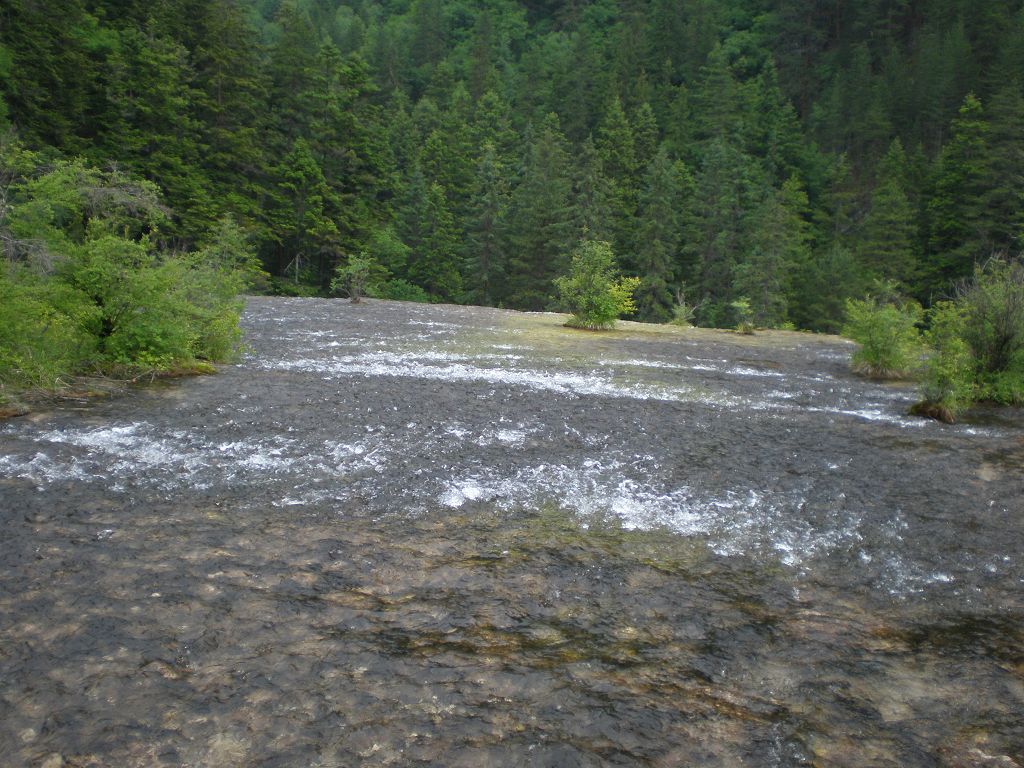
(2, 296), (1022, 767)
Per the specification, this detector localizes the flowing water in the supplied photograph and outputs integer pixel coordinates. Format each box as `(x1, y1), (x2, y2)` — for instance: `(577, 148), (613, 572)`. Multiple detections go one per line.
(1, 297), (1023, 767)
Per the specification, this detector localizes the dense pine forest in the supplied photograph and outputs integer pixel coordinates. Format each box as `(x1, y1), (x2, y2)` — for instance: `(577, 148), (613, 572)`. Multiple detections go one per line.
(2, 0), (1024, 402)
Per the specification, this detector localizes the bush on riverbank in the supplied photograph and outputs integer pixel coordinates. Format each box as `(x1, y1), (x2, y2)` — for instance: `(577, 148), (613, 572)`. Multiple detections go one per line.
(842, 293), (924, 379)
(555, 240), (640, 330)
(0, 141), (252, 404)
(844, 259), (1024, 421)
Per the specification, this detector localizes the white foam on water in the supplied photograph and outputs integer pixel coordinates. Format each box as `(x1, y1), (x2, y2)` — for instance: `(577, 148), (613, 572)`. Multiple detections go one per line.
(256, 351), (729, 405)
(728, 366), (784, 378)
(3, 422), (381, 493)
(433, 457), (864, 568)
(0, 451), (96, 485)
(804, 406), (928, 428)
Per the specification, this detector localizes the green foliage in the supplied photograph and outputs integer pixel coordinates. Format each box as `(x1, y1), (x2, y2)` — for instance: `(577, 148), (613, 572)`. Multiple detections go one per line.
(506, 114), (575, 310)
(860, 139), (917, 286)
(0, 146), (246, 396)
(5, 0), (1024, 361)
(957, 258), (1024, 403)
(633, 147), (689, 323)
(554, 240), (640, 331)
(373, 279), (430, 303)
(194, 215), (269, 291)
(731, 297), (756, 334)
(330, 252), (389, 302)
(843, 294), (924, 379)
(0, 267), (99, 390)
(912, 301), (975, 422)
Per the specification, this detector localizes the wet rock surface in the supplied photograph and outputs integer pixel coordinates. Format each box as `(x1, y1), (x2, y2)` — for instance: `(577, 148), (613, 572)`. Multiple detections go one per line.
(1, 296), (1023, 767)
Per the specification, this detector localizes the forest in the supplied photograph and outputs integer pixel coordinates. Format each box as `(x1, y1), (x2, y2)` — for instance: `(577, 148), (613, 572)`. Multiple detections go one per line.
(1, 0), (1024, 406)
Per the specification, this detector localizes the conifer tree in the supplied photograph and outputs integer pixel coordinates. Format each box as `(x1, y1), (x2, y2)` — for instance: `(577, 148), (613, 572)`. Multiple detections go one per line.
(267, 138), (339, 281)
(734, 177), (811, 328)
(631, 102), (660, 173)
(596, 96), (639, 257)
(103, 28), (213, 242)
(924, 93), (991, 296)
(983, 81), (1024, 254)
(633, 147), (689, 323)
(192, 0), (268, 231)
(267, 1), (319, 143)
(465, 143), (510, 306)
(406, 181), (462, 301)
(686, 137), (766, 324)
(860, 138), (918, 286)
(506, 114), (575, 310)
(572, 135), (614, 243)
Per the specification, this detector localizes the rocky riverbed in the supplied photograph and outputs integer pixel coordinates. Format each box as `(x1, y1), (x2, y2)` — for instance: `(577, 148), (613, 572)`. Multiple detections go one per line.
(1, 296), (1022, 767)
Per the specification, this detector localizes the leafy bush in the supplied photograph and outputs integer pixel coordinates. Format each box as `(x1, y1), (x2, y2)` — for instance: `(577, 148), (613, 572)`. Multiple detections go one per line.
(843, 295), (923, 378)
(911, 301), (974, 422)
(373, 278), (430, 303)
(0, 268), (99, 390)
(554, 240), (639, 330)
(61, 233), (244, 368)
(331, 253), (389, 303)
(1, 146), (247, 398)
(956, 259), (1024, 404)
(731, 297), (755, 334)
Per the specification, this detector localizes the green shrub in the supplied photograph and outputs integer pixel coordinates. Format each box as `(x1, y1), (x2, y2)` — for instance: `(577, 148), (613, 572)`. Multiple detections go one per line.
(373, 278), (430, 303)
(194, 215), (269, 293)
(668, 286), (701, 327)
(0, 145), (246, 398)
(911, 301), (974, 422)
(554, 240), (640, 330)
(0, 268), (99, 390)
(731, 297), (756, 334)
(957, 259), (1024, 404)
(331, 253), (389, 303)
(843, 296), (923, 378)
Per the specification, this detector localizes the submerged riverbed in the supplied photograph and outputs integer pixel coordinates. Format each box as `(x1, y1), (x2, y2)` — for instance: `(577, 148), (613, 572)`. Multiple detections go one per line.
(2, 296), (1023, 767)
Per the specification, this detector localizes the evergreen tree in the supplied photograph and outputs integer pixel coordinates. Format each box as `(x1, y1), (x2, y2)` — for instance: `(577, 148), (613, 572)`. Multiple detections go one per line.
(686, 137), (767, 324)
(465, 143), (510, 306)
(596, 95), (639, 258)
(102, 28), (213, 243)
(633, 146), (689, 323)
(572, 135), (614, 243)
(266, 138), (339, 281)
(983, 80), (1024, 254)
(924, 92), (991, 297)
(192, 0), (269, 230)
(631, 102), (660, 173)
(406, 181), (462, 301)
(734, 177), (812, 328)
(860, 138), (918, 285)
(267, 0), (319, 143)
(506, 114), (575, 310)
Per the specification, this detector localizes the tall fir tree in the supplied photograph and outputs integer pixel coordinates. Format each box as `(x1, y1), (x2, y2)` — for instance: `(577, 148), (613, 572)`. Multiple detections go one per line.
(923, 92), (991, 297)
(734, 176), (812, 328)
(982, 80), (1024, 254)
(465, 143), (510, 306)
(406, 181), (462, 301)
(596, 95), (639, 261)
(572, 135), (614, 243)
(506, 114), (575, 310)
(633, 146), (690, 323)
(859, 138), (918, 286)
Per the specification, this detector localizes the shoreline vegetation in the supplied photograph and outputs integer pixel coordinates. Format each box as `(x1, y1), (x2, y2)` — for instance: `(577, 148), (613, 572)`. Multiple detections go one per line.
(2, 1), (1024, 421)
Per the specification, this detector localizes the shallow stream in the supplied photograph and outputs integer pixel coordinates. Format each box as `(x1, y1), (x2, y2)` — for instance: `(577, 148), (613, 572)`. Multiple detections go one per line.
(2, 297), (1023, 766)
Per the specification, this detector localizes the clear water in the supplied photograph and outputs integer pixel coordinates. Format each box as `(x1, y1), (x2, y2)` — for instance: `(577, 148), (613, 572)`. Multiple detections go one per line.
(1, 297), (1022, 767)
